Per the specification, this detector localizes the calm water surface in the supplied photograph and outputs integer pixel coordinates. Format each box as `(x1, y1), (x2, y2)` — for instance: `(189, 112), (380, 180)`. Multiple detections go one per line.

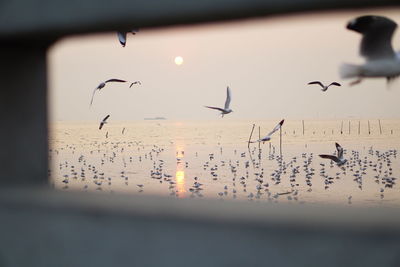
(49, 119), (400, 206)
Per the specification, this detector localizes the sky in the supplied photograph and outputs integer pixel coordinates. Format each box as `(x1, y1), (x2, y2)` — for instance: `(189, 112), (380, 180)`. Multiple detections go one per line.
(48, 8), (400, 121)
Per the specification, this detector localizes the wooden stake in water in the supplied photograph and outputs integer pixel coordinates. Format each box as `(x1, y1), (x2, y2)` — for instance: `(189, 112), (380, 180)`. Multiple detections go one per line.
(280, 126), (282, 157)
(302, 120), (305, 135)
(378, 119), (382, 135)
(358, 120), (361, 135)
(340, 121), (343, 135)
(258, 126), (261, 150)
(248, 124), (255, 149)
(368, 120), (371, 135)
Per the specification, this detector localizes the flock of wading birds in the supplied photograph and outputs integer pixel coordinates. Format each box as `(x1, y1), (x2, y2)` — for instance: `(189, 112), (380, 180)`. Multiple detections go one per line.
(59, 15), (400, 201)
(51, 131), (398, 203)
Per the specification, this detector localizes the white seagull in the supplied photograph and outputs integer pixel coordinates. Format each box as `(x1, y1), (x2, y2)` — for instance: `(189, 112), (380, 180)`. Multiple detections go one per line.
(308, 81), (341, 91)
(99, 115), (110, 130)
(117, 29), (139, 47)
(205, 86), (233, 118)
(319, 142), (347, 166)
(340, 15), (400, 85)
(90, 79), (139, 107)
(251, 119), (285, 143)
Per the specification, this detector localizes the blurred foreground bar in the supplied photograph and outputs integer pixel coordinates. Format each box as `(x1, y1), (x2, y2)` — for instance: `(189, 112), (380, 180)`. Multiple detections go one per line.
(0, 0), (398, 40)
(1, 188), (400, 267)
(0, 42), (48, 186)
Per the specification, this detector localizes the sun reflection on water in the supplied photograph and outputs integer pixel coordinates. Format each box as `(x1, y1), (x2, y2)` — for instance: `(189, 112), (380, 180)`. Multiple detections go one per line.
(175, 168), (186, 198)
(175, 142), (186, 198)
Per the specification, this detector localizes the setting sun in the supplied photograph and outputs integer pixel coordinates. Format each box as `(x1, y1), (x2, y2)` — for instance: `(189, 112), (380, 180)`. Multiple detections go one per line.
(174, 56), (184, 65)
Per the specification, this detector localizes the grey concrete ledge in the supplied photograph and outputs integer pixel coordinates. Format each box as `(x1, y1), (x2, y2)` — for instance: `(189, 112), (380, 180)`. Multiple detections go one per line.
(1, 187), (400, 267)
(1, 187), (400, 233)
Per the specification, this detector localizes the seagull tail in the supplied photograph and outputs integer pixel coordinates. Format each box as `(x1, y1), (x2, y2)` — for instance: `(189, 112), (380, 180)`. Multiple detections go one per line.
(339, 63), (362, 79)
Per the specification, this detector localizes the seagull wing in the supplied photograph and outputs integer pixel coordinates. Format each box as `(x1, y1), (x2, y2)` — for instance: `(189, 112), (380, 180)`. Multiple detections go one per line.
(347, 15), (397, 60)
(90, 88), (99, 107)
(329, 82), (341, 87)
(224, 86), (231, 110)
(105, 79), (127, 83)
(117, 32), (127, 47)
(204, 106), (225, 112)
(266, 119), (285, 137)
(103, 115), (110, 122)
(335, 142), (344, 159)
(308, 81), (324, 88)
(319, 154), (341, 163)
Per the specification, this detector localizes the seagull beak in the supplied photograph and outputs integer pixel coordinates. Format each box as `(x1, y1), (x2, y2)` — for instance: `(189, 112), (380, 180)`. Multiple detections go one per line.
(347, 19), (357, 29)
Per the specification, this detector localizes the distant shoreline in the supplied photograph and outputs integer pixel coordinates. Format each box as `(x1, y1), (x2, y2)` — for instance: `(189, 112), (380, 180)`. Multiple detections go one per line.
(144, 117), (167, 120)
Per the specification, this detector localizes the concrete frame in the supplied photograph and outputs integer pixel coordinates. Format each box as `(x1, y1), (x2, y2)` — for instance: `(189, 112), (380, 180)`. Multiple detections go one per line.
(0, 1), (399, 266)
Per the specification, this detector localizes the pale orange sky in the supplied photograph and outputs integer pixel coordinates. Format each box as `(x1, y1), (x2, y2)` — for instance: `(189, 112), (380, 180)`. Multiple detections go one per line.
(48, 8), (400, 121)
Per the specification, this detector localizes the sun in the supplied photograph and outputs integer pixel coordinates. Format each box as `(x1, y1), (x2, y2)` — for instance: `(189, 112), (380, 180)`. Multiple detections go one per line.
(174, 56), (184, 66)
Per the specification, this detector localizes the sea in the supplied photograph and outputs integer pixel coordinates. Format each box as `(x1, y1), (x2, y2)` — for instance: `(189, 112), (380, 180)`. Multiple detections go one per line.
(49, 119), (400, 207)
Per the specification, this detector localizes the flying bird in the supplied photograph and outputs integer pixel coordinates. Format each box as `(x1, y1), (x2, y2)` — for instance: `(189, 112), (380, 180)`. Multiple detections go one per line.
(129, 81), (142, 88)
(319, 142), (347, 166)
(99, 115), (110, 130)
(117, 29), (139, 47)
(339, 15), (400, 85)
(251, 119), (285, 143)
(90, 79), (132, 107)
(205, 86), (233, 118)
(308, 81), (341, 91)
